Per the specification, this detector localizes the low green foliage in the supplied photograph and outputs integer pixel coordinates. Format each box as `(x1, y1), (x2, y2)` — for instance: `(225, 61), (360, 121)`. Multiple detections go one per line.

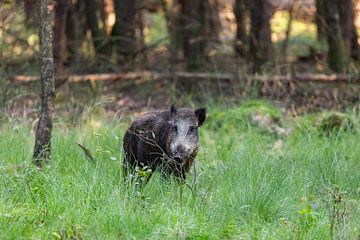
(318, 112), (355, 136)
(1, 104), (360, 239)
(294, 111), (357, 137)
(207, 100), (283, 135)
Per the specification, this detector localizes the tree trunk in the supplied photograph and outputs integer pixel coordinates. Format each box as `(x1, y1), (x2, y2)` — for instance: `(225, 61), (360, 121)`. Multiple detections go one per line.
(337, 0), (353, 56)
(65, 1), (86, 63)
(281, 0), (297, 62)
(179, 0), (206, 70)
(234, 0), (249, 58)
(24, 0), (36, 26)
(84, 0), (110, 56)
(204, 0), (221, 43)
(33, 0), (55, 167)
(249, 0), (273, 73)
(161, 0), (183, 66)
(323, 0), (348, 72)
(316, 0), (327, 46)
(350, 26), (360, 61)
(54, 0), (70, 73)
(112, 0), (136, 62)
(337, 0), (359, 61)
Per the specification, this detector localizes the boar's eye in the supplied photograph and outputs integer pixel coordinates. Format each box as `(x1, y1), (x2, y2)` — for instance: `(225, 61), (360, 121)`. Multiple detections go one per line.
(188, 126), (197, 134)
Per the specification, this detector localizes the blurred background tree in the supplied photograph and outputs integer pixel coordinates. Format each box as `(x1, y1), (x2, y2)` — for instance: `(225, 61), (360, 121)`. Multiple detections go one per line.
(0, 0), (359, 120)
(2, 0), (359, 74)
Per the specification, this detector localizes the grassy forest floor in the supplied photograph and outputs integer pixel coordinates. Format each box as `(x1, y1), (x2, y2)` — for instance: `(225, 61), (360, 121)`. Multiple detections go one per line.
(1, 3), (360, 239)
(1, 99), (360, 239)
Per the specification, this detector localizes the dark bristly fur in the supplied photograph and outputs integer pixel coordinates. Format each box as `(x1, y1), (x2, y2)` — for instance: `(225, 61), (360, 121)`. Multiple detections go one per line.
(123, 105), (206, 183)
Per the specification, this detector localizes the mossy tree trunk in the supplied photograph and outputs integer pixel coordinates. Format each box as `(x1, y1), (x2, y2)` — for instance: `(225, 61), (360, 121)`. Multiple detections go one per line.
(249, 0), (273, 73)
(112, 0), (136, 62)
(33, 0), (55, 167)
(234, 0), (249, 59)
(323, 0), (348, 72)
(179, 0), (206, 70)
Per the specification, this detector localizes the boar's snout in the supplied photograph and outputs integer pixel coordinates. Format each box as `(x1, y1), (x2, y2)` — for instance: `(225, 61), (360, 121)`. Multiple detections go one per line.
(173, 144), (191, 161)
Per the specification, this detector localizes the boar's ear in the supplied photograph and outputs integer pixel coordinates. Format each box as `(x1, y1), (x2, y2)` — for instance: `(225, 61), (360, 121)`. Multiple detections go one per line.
(170, 104), (177, 115)
(195, 108), (206, 127)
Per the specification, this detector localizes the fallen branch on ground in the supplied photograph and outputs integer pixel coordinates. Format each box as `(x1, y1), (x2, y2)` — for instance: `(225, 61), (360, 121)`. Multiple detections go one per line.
(76, 142), (96, 164)
(12, 71), (360, 84)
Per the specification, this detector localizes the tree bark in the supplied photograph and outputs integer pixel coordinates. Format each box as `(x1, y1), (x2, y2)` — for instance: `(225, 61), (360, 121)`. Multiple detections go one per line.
(337, 0), (359, 61)
(161, 0), (183, 65)
(24, 0), (36, 26)
(33, 0), (55, 167)
(350, 26), (360, 61)
(234, 0), (249, 58)
(281, 0), (297, 62)
(204, 0), (221, 43)
(54, 0), (70, 72)
(112, 0), (136, 62)
(337, 0), (354, 56)
(316, 0), (327, 46)
(65, 1), (86, 63)
(249, 0), (273, 73)
(179, 0), (206, 70)
(323, 0), (348, 72)
(84, 0), (110, 56)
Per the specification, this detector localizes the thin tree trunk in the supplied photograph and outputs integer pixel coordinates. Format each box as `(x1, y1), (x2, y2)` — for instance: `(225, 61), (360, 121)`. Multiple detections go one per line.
(136, 9), (146, 63)
(24, 0), (36, 26)
(249, 0), (273, 73)
(33, 0), (55, 167)
(84, 0), (110, 56)
(323, 0), (348, 72)
(316, 0), (327, 46)
(54, 0), (70, 73)
(337, 0), (359, 61)
(179, 0), (206, 70)
(234, 0), (249, 59)
(337, 0), (354, 56)
(281, 0), (297, 62)
(65, 1), (85, 63)
(204, 0), (221, 42)
(161, 0), (183, 67)
(351, 27), (360, 61)
(112, 0), (136, 62)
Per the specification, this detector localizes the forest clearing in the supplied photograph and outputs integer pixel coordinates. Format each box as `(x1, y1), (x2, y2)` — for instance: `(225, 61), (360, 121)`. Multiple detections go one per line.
(1, 0), (360, 239)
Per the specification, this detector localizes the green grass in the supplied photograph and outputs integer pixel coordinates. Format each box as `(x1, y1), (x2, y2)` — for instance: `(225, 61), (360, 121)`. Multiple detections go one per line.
(1, 102), (360, 239)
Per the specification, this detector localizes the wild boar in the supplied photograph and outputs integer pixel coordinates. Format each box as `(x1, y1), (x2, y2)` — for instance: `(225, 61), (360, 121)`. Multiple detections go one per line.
(123, 105), (206, 183)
